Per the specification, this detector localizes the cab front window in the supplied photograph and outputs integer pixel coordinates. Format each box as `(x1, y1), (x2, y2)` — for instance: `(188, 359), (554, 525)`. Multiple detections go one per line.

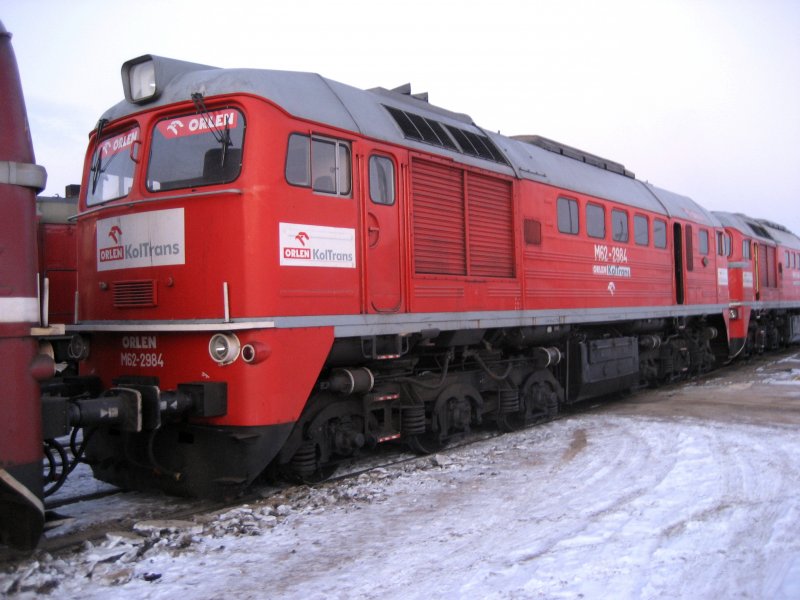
(87, 126), (140, 206)
(147, 108), (245, 192)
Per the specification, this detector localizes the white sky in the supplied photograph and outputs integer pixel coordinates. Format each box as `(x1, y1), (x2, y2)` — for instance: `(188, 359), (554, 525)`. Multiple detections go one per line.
(4, 0), (800, 234)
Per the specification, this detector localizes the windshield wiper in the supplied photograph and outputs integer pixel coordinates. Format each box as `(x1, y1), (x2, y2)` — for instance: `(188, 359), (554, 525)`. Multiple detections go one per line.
(90, 118), (109, 194)
(191, 92), (231, 168)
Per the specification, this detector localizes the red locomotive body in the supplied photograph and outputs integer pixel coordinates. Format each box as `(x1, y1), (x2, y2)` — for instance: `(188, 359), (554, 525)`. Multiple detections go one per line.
(37, 192), (78, 327)
(715, 212), (800, 354)
(0, 21), (51, 550)
(51, 55), (800, 499)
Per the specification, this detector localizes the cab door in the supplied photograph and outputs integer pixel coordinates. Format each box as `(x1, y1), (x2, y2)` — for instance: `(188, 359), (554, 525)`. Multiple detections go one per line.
(362, 153), (403, 313)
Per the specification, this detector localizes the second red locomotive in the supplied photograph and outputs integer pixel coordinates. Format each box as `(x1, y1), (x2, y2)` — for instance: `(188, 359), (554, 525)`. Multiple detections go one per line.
(47, 55), (800, 499)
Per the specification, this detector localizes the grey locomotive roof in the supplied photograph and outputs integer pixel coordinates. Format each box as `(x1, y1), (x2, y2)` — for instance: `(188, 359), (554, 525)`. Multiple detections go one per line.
(756, 219), (800, 249)
(103, 55), (721, 223)
(715, 212), (800, 249)
(642, 184), (720, 227)
(713, 212), (770, 241)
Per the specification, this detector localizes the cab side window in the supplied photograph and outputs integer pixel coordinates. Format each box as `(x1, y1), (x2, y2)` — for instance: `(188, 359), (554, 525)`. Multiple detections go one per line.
(286, 133), (351, 197)
(369, 155), (395, 205)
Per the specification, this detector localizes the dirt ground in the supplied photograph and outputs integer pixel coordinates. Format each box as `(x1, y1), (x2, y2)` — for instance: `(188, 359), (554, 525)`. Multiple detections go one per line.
(600, 350), (800, 426)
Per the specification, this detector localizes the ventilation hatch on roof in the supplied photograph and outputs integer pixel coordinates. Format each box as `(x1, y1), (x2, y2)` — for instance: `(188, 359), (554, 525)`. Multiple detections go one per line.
(513, 134), (634, 178)
(384, 105), (508, 166)
(746, 221), (773, 240)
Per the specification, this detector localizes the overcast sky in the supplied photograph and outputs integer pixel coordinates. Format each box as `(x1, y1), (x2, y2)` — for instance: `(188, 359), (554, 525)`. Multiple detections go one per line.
(5, 0), (800, 234)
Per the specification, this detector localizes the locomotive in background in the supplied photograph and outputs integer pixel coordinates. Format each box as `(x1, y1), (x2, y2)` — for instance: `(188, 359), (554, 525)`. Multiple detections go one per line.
(3, 44), (800, 551)
(0, 20), (54, 550)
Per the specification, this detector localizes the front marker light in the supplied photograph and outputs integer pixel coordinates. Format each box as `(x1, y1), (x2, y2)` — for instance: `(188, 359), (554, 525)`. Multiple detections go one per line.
(67, 335), (90, 361)
(209, 333), (240, 365)
(729, 307), (739, 320)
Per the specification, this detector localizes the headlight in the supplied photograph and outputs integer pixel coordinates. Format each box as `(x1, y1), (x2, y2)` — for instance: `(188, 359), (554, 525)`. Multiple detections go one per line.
(729, 307), (739, 320)
(67, 335), (90, 361)
(122, 56), (157, 103)
(208, 333), (240, 365)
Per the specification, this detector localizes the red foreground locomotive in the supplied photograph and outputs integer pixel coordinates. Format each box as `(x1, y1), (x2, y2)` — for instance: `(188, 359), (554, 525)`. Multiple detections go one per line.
(52, 54), (800, 500)
(5, 52), (800, 549)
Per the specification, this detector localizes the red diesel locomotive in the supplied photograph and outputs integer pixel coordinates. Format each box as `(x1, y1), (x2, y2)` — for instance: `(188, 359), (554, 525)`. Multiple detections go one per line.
(713, 212), (800, 355)
(49, 54), (800, 501)
(0, 21), (53, 550)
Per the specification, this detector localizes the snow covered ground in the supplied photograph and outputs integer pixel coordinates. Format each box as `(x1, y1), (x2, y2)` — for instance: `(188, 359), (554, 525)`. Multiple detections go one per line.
(3, 352), (800, 599)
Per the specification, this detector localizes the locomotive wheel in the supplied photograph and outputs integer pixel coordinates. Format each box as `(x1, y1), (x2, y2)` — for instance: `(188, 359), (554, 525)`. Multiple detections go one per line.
(286, 441), (337, 483)
(406, 432), (446, 455)
(407, 385), (479, 454)
(285, 398), (377, 483)
(501, 371), (561, 431)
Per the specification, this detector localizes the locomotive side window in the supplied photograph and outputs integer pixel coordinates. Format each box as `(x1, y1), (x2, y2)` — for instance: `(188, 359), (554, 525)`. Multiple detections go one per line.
(586, 203), (605, 239)
(716, 232), (732, 256)
(612, 209), (628, 242)
(87, 126), (140, 205)
(147, 109), (244, 192)
(743, 240), (751, 260)
(654, 219), (667, 249)
(699, 229), (709, 255)
(557, 197), (579, 234)
(634, 214), (649, 246)
(369, 155), (395, 205)
(285, 133), (351, 197)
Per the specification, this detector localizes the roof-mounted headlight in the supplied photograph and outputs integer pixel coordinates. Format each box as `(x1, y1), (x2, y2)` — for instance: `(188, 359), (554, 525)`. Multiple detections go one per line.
(120, 55), (217, 105)
(122, 55), (157, 103)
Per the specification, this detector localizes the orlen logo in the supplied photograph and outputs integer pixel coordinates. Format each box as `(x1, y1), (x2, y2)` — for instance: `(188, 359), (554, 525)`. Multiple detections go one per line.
(166, 120), (185, 136)
(108, 225), (122, 244)
(283, 231), (312, 259)
(158, 111), (238, 138)
(99, 225), (124, 262)
(99, 129), (139, 158)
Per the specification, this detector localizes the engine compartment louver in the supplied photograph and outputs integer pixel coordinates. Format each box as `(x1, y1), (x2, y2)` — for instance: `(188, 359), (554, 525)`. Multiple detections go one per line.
(113, 280), (157, 308)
